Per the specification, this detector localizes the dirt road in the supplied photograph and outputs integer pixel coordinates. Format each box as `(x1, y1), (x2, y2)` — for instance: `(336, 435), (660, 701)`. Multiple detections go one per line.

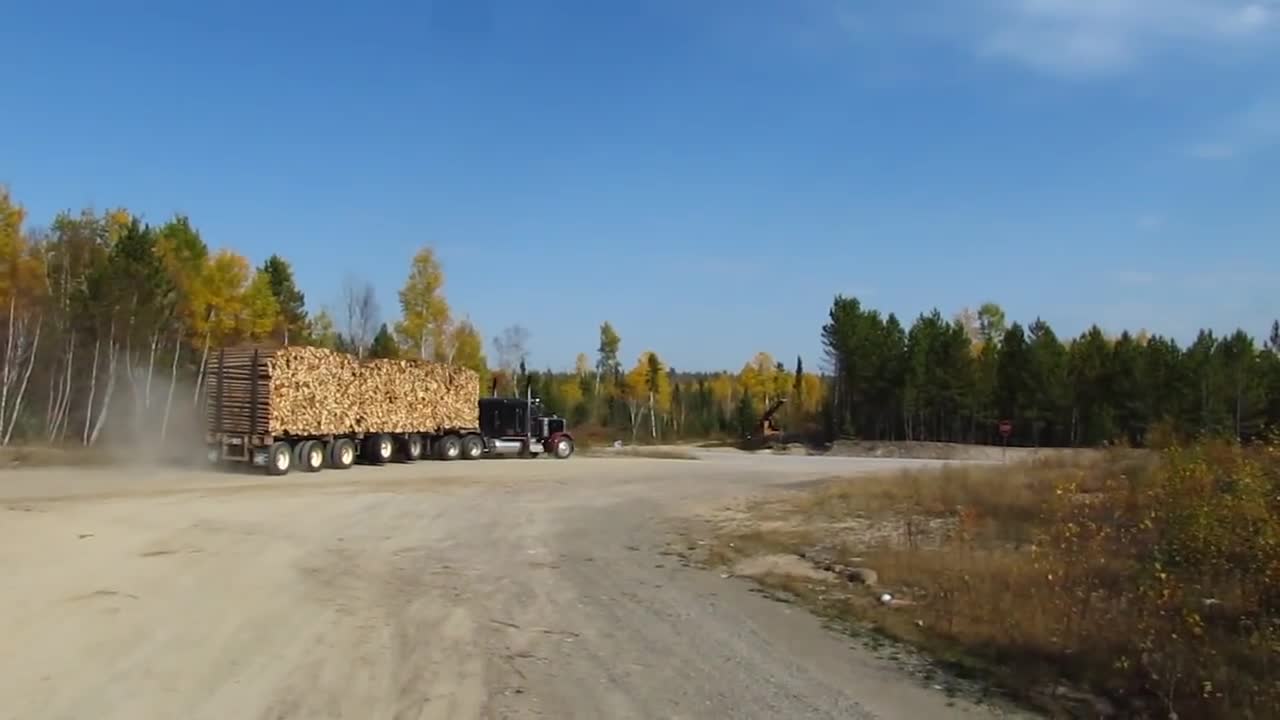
(0, 450), (1025, 719)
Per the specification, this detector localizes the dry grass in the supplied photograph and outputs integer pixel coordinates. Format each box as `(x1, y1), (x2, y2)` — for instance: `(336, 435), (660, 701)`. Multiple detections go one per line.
(703, 443), (1280, 718)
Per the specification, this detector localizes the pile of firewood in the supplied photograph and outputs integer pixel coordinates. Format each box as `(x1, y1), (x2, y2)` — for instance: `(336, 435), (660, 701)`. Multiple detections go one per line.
(353, 358), (480, 433)
(206, 346), (480, 437)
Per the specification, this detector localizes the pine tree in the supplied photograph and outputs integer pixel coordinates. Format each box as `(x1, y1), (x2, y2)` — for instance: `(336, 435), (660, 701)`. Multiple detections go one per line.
(1109, 331), (1145, 445)
(1070, 326), (1116, 445)
(996, 323), (1032, 443)
(260, 254), (308, 344)
(368, 323), (399, 359)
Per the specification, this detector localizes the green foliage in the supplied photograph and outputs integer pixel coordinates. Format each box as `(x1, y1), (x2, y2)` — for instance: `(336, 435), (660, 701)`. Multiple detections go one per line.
(1036, 441), (1280, 716)
(307, 309), (340, 349)
(368, 323), (400, 359)
(0, 187), (493, 446)
(240, 270), (281, 340)
(718, 441), (1280, 717)
(823, 294), (1280, 447)
(996, 323), (1032, 431)
(3, 180), (1277, 453)
(259, 254), (308, 344)
(736, 392), (757, 437)
(977, 301), (1007, 345)
(596, 321), (621, 381)
(449, 319), (488, 388)
(1026, 318), (1069, 445)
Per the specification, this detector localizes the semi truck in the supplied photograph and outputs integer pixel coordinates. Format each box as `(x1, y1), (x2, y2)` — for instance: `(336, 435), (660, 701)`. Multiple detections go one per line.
(205, 346), (574, 475)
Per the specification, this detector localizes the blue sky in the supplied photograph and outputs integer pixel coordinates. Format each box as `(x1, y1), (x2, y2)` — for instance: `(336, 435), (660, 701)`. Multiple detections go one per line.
(2, 0), (1278, 371)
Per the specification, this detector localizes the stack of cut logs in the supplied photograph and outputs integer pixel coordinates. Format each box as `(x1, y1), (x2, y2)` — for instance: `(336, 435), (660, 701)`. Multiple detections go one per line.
(355, 358), (480, 433)
(206, 345), (480, 437)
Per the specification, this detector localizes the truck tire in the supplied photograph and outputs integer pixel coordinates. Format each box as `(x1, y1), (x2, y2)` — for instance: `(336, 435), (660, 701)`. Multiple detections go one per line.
(552, 436), (574, 459)
(328, 438), (356, 470)
(267, 441), (292, 476)
(400, 434), (424, 462)
(437, 434), (462, 461)
(461, 434), (484, 460)
(364, 434), (394, 465)
(299, 440), (325, 473)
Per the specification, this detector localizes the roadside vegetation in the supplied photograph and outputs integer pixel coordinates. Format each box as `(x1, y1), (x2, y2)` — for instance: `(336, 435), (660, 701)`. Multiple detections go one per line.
(703, 440), (1280, 718)
(2, 187), (1278, 459)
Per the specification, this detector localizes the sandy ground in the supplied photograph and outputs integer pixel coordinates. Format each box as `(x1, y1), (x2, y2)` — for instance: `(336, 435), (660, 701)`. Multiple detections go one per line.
(0, 449), (1030, 720)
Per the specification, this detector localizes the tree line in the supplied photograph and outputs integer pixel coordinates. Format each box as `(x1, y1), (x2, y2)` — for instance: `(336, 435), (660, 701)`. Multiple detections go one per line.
(516, 326), (826, 444)
(0, 187), (820, 448)
(0, 189), (499, 447)
(6, 185), (1274, 450)
(822, 295), (1280, 447)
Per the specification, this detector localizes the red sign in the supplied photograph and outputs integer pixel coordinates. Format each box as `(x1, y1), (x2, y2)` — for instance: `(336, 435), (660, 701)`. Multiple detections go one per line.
(998, 420), (1013, 438)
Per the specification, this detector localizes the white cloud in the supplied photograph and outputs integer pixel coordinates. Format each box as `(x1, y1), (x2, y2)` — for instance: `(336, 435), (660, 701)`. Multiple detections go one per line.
(972, 0), (1278, 75)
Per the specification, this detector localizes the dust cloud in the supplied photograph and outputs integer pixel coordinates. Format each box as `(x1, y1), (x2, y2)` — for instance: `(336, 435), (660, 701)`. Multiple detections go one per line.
(91, 363), (211, 468)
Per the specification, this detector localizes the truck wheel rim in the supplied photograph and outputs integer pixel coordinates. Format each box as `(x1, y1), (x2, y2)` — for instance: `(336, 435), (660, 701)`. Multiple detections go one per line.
(340, 445), (354, 465)
(309, 446), (323, 467)
(467, 442), (480, 457)
(557, 440), (571, 457)
(448, 443), (459, 457)
(379, 440), (392, 458)
(410, 439), (422, 457)
(275, 450), (289, 471)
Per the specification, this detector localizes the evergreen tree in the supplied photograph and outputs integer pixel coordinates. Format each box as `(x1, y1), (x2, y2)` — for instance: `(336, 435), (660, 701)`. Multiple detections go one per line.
(1026, 319), (1068, 446)
(368, 323), (399, 359)
(1184, 330), (1230, 436)
(1219, 330), (1266, 439)
(969, 339), (1000, 443)
(2, 177), (1280, 448)
(996, 323), (1033, 443)
(260, 254), (308, 344)
(1109, 331), (1145, 446)
(1141, 335), (1185, 438)
(1069, 326), (1114, 445)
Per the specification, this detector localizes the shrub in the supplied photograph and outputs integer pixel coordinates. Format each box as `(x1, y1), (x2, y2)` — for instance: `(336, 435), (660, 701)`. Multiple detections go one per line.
(710, 440), (1280, 717)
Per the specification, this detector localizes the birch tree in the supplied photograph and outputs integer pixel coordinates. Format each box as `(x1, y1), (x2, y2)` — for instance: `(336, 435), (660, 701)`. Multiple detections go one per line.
(155, 215), (208, 439)
(0, 192), (47, 444)
(449, 319), (488, 385)
(191, 250), (251, 403)
(240, 269), (281, 341)
(395, 247), (451, 360)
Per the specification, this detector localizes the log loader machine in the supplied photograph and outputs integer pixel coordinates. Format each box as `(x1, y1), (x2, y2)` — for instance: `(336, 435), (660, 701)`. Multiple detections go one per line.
(742, 397), (788, 450)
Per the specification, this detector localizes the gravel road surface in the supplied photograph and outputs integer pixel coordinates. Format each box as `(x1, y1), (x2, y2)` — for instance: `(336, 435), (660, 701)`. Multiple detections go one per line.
(0, 450), (1027, 719)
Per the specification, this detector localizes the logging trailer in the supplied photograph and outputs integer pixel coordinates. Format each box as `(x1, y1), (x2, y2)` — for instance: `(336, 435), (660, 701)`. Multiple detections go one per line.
(205, 347), (575, 475)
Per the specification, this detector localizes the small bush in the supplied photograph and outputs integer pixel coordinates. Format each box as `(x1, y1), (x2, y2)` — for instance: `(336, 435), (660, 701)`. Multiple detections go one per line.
(708, 441), (1280, 717)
